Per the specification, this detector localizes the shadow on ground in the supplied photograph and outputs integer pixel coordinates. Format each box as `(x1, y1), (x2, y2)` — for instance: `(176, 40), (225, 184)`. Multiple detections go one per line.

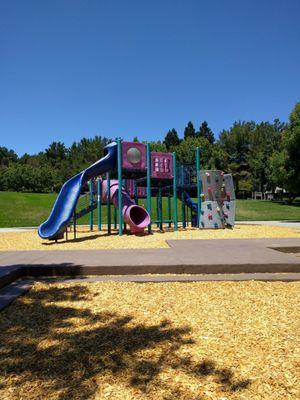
(0, 285), (250, 399)
(42, 230), (152, 245)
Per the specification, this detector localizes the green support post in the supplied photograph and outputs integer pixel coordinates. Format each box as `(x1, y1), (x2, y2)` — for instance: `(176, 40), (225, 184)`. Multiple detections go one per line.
(186, 204), (189, 226)
(122, 179), (127, 232)
(97, 179), (102, 231)
(156, 192), (159, 228)
(89, 180), (93, 231)
(117, 139), (123, 236)
(146, 143), (151, 233)
(173, 152), (178, 231)
(158, 187), (163, 230)
(167, 194), (171, 228)
(134, 181), (138, 204)
(106, 172), (111, 235)
(114, 205), (117, 229)
(196, 147), (202, 228)
(181, 191), (186, 228)
(73, 209), (76, 240)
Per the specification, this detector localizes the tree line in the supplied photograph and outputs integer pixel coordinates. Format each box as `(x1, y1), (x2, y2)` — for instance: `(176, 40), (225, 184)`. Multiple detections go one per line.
(0, 102), (299, 201)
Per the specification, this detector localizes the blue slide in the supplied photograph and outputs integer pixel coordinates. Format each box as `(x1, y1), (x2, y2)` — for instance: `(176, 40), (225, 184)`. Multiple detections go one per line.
(38, 142), (117, 240)
(178, 189), (198, 227)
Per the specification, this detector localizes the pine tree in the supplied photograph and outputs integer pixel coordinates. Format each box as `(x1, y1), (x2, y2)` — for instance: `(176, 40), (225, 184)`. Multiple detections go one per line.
(163, 129), (180, 149)
(184, 121), (196, 140)
(198, 121), (215, 144)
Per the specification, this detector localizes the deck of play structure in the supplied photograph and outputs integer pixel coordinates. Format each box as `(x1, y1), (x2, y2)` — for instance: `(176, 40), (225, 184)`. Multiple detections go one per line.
(38, 140), (236, 241)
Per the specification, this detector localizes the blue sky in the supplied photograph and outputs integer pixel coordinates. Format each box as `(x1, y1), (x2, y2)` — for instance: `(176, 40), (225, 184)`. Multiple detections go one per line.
(1, 0), (299, 156)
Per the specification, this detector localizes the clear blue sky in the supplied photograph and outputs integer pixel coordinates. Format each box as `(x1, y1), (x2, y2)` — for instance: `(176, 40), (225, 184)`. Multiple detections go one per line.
(1, 0), (299, 156)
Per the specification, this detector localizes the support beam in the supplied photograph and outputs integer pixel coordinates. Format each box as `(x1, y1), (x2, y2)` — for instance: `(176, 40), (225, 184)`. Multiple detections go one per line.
(107, 172), (111, 235)
(89, 180), (93, 231)
(97, 179), (102, 231)
(117, 139), (123, 235)
(196, 147), (202, 228)
(146, 143), (152, 233)
(173, 152), (178, 231)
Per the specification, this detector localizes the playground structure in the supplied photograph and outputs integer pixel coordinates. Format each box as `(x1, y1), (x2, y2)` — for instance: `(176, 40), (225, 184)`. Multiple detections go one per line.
(38, 140), (236, 240)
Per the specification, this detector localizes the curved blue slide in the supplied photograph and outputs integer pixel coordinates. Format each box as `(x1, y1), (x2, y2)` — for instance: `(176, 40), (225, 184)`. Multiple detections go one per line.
(178, 189), (198, 227)
(38, 142), (117, 240)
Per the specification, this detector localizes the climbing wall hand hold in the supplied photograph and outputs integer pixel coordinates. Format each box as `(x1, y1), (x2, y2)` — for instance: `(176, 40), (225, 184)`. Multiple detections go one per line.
(216, 206), (220, 212)
(224, 212), (228, 218)
(200, 193), (205, 199)
(208, 187), (212, 192)
(208, 213), (213, 220)
(226, 204), (230, 210)
(226, 191), (230, 198)
(205, 172), (210, 177)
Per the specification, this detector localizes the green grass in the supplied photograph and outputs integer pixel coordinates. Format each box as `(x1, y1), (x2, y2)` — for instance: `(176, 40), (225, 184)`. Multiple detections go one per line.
(0, 192), (57, 228)
(234, 199), (300, 221)
(0, 191), (299, 228)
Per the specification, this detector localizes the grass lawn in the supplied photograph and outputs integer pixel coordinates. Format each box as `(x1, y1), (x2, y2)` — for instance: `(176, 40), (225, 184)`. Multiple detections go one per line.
(0, 281), (299, 399)
(0, 191), (299, 227)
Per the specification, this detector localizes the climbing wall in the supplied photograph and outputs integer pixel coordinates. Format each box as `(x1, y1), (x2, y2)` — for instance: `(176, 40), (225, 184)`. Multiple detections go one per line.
(221, 174), (236, 227)
(200, 201), (225, 229)
(199, 170), (236, 229)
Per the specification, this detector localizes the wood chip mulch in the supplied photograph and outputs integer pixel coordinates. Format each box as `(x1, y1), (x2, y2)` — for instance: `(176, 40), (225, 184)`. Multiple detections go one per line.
(0, 281), (299, 399)
(0, 224), (299, 251)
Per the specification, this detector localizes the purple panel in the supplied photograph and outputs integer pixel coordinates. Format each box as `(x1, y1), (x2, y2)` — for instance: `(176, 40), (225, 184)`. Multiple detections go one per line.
(125, 180), (147, 198)
(122, 141), (146, 171)
(138, 187), (147, 198)
(125, 179), (135, 198)
(150, 152), (173, 179)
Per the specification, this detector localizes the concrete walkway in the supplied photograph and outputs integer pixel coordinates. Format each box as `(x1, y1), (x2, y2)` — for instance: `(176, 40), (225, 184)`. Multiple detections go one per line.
(1, 237), (299, 310)
(237, 221), (300, 229)
(0, 227), (38, 232)
(1, 238), (299, 285)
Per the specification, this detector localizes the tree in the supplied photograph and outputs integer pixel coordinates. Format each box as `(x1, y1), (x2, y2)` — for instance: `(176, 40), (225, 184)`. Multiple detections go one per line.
(133, 136), (139, 142)
(198, 121), (215, 144)
(210, 143), (228, 170)
(175, 136), (213, 167)
(270, 102), (300, 201)
(45, 142), (68, 166)
(69, 136), (109, 173)
(0, 146), (18, 166)
(0, 163), (57, 192)
(218, 121), (255, 194)
(184, 121), (196, 140)
(149, 141), (167, 152)
(248, 121), (283, 191)
(163, 129), (180, 149)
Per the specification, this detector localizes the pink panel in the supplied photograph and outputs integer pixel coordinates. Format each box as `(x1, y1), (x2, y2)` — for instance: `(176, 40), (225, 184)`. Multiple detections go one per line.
(151, 152), (173, 179)
(122, 141), (146, 171)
